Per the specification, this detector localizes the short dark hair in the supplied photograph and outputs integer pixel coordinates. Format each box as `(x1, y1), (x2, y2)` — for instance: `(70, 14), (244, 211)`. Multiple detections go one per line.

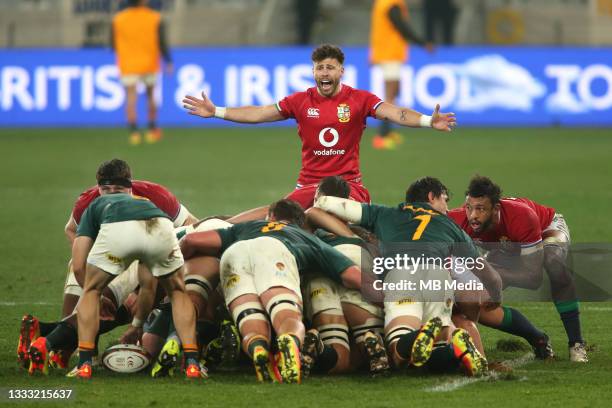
(269, 199), (306, 228)
(311, 44), (344, 65)
(317, 176), (350, 199)
(96, 159), (132, 183)
(466, 175), (502, 205)
(405, 177), (448, 203)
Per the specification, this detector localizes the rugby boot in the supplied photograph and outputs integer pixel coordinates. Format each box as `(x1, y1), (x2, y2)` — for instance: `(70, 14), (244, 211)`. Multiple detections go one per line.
(569, 342), (588, 363)
(66, 362), (92, 379)
(202, 337), (223, 368)
(301, 329), (323, 378)
(532, 334), (555, 360)
(128, 131), (142, 145)
(411, 317), (443, 367)
(363, 331), (390, 377)
(252, 345), (281, 383)
(276, 334), (301, 384)
(17, 314), (39, 369)
(145, 128), (162, 144)
(452, 329), (488, 377)
(151, 339), (180, 378)
(49, 349), (71, 369)
(28, 337), (49, 375)
(220, 319), (241, 364)
(185, 361), (207, 379)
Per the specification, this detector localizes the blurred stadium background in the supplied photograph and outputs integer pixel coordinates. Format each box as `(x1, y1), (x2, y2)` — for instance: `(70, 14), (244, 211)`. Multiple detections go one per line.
(1, 1), (611, 406)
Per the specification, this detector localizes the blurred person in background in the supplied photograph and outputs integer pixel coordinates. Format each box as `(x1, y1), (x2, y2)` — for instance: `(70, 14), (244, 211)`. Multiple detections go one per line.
(369, 0), (434, 150)
(296, 0), (320, 45)
(112, 0), (173, 145)
(424, 0), (458, 45)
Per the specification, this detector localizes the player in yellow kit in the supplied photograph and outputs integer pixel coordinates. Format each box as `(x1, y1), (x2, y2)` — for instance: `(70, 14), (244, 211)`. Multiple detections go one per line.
(112, 0), (173, 144)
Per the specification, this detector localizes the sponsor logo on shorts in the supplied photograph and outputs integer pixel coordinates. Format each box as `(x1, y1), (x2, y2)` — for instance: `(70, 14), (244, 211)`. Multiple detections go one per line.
(276, 262), (285, 271)
(445, 298), (453, 308)
(224, 274), (240, 289)
(310, 288), (327, 298)
(167, 249), (181, 260)
(395, 298), (414, 305)
(307, 107), (320, 118)
(106, 253), (122, 264)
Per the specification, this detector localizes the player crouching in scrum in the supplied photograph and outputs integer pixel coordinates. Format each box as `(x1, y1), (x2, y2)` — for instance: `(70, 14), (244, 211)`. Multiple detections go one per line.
(315, 177), (504, 376)
(33, 188), (203, 379)
(303, 176), (389, 377)
(180, 199), (362, 383)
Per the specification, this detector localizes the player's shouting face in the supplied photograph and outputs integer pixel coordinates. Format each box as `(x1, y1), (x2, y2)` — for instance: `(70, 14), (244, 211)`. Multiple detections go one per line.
(313, 57), (344, 97)
(465, 196), (499, 233)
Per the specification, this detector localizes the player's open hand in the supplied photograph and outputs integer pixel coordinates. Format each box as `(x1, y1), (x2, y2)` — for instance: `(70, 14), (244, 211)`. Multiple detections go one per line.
(119, 325), (143, 345)
(183, 92), (216, 118)
(431, 104), (456, 132)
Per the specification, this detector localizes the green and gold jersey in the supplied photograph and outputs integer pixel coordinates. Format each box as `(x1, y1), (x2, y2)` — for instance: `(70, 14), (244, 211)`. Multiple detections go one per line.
(314, 229), (366, 248)
(77, 193), (169, 239)
(217, 221), (355, 283)
(360, 202), (479, 259)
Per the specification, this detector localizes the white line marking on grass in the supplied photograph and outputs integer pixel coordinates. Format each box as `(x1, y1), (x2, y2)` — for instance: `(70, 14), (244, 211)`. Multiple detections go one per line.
(581, 306), (612, 312)
(424, 353), (534, 393)
(513, 305), (612, 312)
(0, 301), (59, 306)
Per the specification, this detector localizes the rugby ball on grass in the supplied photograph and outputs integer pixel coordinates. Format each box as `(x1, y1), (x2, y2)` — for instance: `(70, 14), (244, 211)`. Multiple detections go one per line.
(102, 344), (151, 373)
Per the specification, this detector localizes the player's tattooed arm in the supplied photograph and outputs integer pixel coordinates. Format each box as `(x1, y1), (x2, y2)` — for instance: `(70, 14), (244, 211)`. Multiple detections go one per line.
(375, 102), (456, 131)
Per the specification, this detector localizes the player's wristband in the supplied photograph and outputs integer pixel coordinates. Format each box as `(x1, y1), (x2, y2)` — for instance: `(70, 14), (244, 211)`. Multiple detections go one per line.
(131, 317), (143, 328)
(419, 115), (433, 128)
(214, 107), (226, 119)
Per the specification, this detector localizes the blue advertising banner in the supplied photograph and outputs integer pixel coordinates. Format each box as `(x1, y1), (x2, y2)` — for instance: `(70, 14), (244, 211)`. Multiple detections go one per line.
(0, 46), (611, 127)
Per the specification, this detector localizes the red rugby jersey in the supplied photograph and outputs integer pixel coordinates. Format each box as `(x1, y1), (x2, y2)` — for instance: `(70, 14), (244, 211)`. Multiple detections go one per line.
(71, 180), (181, 225)
(277, 84), (382, 185)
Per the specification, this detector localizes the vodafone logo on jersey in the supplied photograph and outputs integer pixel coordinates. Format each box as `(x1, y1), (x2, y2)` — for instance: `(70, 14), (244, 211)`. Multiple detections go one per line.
(314, 127), (345, 156)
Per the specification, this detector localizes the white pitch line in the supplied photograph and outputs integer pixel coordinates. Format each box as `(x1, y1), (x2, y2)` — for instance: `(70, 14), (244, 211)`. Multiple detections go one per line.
(512, 305), (612, 312)
(0, 301), (59, 306)
(424, 353), (534, 393)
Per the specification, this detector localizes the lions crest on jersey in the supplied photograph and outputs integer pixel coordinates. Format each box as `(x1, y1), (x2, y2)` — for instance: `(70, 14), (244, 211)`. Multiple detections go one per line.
(337, 104), (350, 123)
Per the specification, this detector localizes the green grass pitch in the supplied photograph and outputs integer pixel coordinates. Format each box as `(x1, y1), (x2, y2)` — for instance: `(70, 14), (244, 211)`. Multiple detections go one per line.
(0, 127), (611, 407)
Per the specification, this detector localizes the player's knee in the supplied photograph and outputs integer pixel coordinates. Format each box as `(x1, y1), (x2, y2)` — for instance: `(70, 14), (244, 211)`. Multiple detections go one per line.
(265, 293), (302, 326)
(184, 274), (214, 302)
(544, 245), (574, 288)
(159, 270), (185, 293)
(231, 301), (269, 335)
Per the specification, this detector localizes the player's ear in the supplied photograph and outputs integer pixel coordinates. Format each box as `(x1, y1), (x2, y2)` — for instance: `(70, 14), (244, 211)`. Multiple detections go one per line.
(427, 191), (435, 204)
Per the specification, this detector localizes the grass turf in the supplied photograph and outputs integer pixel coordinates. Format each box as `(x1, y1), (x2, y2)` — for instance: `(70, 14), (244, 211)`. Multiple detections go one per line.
(0, 127), (611, 407)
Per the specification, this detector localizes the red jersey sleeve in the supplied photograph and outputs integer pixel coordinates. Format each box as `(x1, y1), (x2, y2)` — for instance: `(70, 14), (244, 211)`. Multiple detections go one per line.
(357, 90), (383, 117)
(276, 92), (303, 119)
(72, 186), (100, 225)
